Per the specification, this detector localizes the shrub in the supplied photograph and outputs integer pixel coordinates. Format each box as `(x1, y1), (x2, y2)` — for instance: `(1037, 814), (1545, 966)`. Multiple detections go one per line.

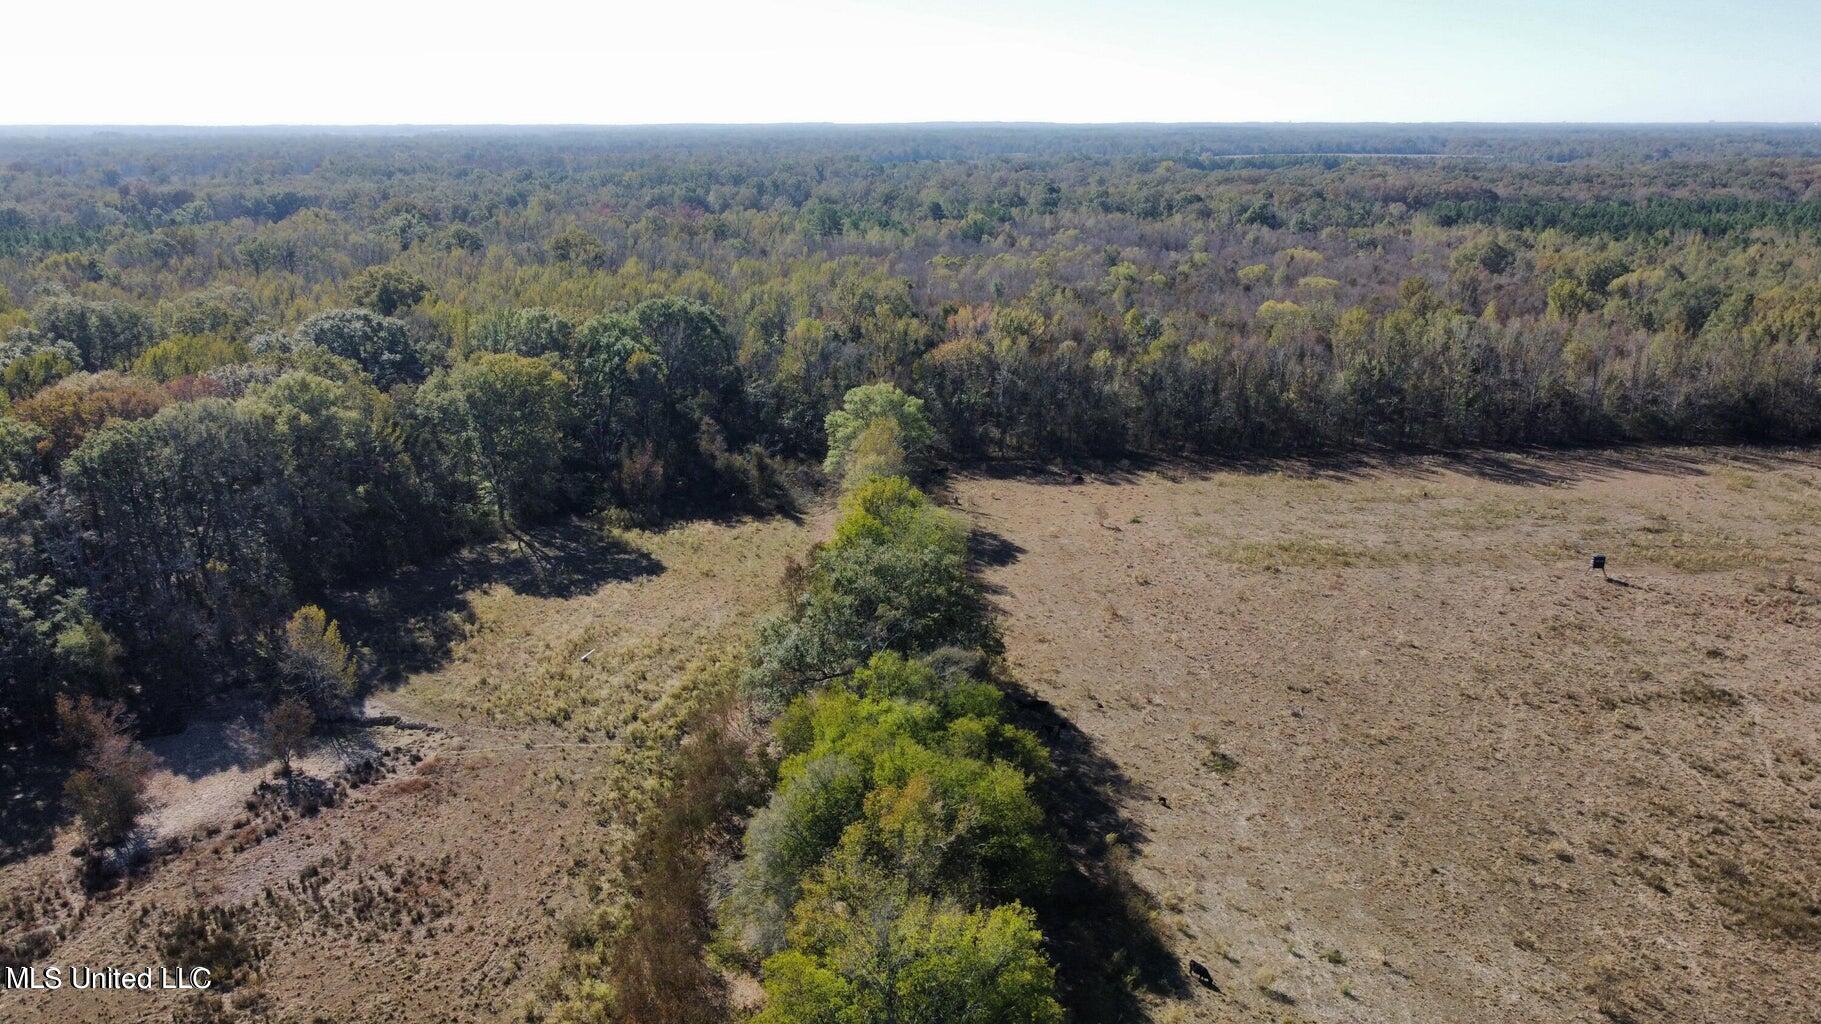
(156, 905), (263, 991)
(64, 769), (144, 849)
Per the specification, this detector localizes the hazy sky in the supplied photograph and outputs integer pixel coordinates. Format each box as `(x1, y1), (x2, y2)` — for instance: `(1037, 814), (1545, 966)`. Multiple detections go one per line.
(5, 0), (1817, 124)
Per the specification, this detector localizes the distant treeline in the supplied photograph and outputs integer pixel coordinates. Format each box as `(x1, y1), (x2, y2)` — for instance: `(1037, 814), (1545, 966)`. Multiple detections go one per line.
(1428, 196), (1821, 235)
(3, 126), (1820, 740)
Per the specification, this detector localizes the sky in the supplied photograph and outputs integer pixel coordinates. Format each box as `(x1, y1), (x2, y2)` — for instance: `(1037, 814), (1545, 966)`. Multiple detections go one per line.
(3, 0), (1817, 125)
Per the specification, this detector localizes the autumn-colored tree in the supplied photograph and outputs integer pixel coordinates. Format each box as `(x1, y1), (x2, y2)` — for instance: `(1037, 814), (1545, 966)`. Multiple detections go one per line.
(13, 372), (170, 463)
(55, 695), (156, 847)
(281, 606), (358, 713)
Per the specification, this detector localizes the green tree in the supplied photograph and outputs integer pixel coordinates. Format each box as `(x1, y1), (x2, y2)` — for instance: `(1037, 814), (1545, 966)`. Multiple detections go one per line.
(60, 401), (290, 698)
(27, 296), (156, 371)
(2, 348), (79, 401)
(289, 309), (425, 389)
(154, 286), (259, 339)
(468, 307), (575, 358)
(749, 477), (988, 704)
(823, 383), (934, 480)
(348, 266), (431, 317)
(549, 228), (607, 268)
(757, 861), (1061, 1024)
(1, 481), (117, 732)
(131, 334), (249, 382)
(413, 353), (574, 530)
(240, 371), (436, 585)
(0, 416), (41, 481)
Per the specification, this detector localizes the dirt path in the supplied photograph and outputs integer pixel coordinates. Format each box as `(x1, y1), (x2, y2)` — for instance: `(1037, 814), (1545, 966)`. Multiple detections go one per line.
(954, 448), (1821, 1024)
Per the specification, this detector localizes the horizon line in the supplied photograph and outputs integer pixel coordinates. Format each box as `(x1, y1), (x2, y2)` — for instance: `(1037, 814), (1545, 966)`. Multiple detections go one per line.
(5, 120), (1821, 132)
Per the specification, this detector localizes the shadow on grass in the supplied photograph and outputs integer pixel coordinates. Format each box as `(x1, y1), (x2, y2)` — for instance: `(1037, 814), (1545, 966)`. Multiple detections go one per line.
(1000, 677), (1190, 1021)
(964, 496), (1185, 1015)
(959, 442), (1816, 491)
(0, 742), (70, 865)
(327, 519), (663, 683)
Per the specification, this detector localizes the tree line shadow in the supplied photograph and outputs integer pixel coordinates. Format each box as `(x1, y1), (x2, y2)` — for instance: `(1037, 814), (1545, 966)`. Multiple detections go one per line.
(960, 441), (1816, 491)
(327, 518), (664, 684)
(969, 525), (1191, 1019)
(0, 742), (71, 864)
(1001, 674), (1191, 1020)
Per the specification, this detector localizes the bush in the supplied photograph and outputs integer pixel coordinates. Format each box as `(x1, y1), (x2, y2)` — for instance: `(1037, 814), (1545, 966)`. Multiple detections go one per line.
(156, 905), (263, 991)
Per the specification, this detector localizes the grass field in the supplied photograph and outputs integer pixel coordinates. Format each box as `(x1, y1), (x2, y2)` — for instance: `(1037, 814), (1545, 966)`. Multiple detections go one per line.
(953, 447), (1821, 1024)
(0, 512), (814, 1024)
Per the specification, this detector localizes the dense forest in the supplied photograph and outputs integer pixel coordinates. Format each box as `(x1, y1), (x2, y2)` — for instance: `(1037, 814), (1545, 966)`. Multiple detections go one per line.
(4, 123), (1821, 744)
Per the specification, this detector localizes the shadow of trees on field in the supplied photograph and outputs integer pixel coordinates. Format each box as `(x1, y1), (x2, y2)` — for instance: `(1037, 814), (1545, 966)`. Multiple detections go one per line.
(327, 519), (663, 682)
(959, 442), (1815, 491)
(0, 743), (70, 865)
(969, 527), (1026, 569)
(999, 676), (1190, 1021)
(966, 513), (1184, 1013)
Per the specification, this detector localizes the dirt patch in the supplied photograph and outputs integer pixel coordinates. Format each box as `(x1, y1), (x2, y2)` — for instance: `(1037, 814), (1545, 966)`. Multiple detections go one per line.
(954, 447), (1821, 1024)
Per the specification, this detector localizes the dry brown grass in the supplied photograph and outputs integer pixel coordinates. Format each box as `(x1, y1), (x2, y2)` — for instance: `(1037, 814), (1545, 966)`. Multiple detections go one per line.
(0, 511), (816, 1024)
(954, 446), (1821, 1024)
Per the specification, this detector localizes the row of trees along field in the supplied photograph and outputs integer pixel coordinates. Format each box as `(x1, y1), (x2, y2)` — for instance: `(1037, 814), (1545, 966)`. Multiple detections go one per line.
(568, 386), (1068, 1023)
(4, 125), (1821, 750)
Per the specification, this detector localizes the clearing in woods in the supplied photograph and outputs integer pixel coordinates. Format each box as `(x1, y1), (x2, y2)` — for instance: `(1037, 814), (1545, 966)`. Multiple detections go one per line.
(952, 447), (1821, 1024)
(0, 513), (813, 1024)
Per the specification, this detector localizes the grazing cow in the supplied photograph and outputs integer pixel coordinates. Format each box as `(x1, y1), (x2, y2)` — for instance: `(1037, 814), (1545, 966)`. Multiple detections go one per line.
(1188, 958), (1216, 989)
